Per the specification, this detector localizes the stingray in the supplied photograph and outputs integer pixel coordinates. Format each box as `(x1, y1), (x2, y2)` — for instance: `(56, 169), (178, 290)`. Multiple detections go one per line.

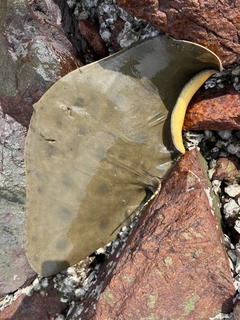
(24, 35), (222, 276)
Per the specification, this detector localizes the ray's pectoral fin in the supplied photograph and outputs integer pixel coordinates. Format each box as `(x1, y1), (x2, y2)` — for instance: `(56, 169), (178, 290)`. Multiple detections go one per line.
(171, 69), (218, 154)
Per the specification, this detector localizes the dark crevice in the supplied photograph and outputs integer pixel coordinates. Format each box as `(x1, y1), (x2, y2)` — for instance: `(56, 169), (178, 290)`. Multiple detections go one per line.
(53, 0), (95, 64)
(0, 191), (26, 205)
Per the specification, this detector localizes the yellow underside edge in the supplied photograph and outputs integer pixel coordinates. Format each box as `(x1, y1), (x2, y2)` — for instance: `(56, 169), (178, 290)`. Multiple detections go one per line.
(171, 69), (216, 154)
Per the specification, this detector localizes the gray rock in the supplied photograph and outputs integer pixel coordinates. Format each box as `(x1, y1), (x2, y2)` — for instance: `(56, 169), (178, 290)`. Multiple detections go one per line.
(0, 108), (35, 296)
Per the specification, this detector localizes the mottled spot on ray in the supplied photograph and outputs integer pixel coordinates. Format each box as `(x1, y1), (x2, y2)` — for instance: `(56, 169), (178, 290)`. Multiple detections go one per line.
(99, 218), (110, 230)
(24, 35), (222, 276)
(59, 208), (72, 221)
(76, 98), (86, 106)
(56, 240), (69, 251)
(44, 144), (56, 157)
(37, 187), (43, 194)
(61, 176), (74, 187)
(95, 183), (110, 195)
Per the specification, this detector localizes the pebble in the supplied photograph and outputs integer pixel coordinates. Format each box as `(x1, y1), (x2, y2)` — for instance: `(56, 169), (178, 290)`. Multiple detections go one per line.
(223, 199), (239, 218)
(228, 143), (240, 155)
(217, 130), (232, 140)
(212, 179), (221, 194)
(225, 184), (240, 197)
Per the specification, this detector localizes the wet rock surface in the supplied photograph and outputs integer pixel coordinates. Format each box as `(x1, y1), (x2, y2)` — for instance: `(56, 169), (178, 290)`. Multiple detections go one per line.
(117, 0), (240, 65)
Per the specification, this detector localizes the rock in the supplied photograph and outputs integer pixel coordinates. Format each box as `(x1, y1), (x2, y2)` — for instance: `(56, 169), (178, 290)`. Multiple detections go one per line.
(0, 279), (67, 320)
(225, 184), (240, 198)
(217, 130), (233, 141)
(117, 0), (240, 65)
(78, 19), (108, 58)
(67, 148), (235, 319)
(212, 156), (240, 185)
(183, 84), (240, 131)
(223, 199), (239, 219)
(233, 299), (240, 320)
(0, 108), (36, 297)
(0, 0), (83, 128)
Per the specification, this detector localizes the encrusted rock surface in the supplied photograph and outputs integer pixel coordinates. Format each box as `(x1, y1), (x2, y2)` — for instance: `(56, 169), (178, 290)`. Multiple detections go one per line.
(0, 0), (83, 128)
(117, 0), (240, 65)
(0, 278), (67, 320)
(67, 149), (235, 319)
(0, 108), (36, 297)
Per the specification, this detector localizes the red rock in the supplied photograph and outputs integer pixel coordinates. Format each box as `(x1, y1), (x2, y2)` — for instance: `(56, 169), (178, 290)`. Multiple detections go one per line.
(0, 279), (67, 320)
(117, 0), (240, 65)
(213, 156), (240, 185)
(184, 84), (240, 131)
(78, 19), (108, 58)
(67, 148), (235, 319)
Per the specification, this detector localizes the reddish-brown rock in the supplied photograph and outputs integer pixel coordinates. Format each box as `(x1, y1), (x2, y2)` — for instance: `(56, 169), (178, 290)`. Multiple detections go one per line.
(67, 148), (235, 319)
(0, 0), (84, 128)
(213, 156), (240, 185)
(110, 17), (126, 52)
(78, 19), (108, 58)
(117, 0), (240, 65)
(0, 279), (67, 320)
(183, 84), (240, 131)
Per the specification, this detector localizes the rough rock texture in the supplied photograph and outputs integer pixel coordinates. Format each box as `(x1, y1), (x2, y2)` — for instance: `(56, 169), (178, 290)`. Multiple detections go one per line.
(0, 279), (67, 320)
(117, 0), (240, 65)
(213, 156), (240, 185)
(67, 148), (235, 320)
(0, 108), (36, 297)
(78, 19), (108, 58)
(183, 84), (240, 131)
(0, 0), (83, 128)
